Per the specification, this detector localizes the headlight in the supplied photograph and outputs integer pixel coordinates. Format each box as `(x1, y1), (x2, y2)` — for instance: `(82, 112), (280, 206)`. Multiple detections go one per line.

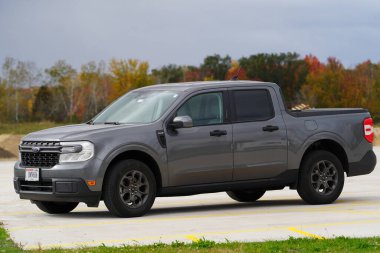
(59, 141), (94, 163)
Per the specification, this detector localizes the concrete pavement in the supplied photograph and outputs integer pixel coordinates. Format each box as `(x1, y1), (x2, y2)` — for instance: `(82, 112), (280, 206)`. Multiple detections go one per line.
(1, 148), (380, 250)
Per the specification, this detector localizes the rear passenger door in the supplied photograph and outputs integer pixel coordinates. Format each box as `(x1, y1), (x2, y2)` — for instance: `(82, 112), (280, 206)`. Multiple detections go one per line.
(230, 87), (288, 180)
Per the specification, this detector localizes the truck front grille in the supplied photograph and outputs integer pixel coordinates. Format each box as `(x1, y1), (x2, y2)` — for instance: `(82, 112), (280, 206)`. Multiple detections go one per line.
(21, 152), (59, 167)
(20, 141), (61, 168)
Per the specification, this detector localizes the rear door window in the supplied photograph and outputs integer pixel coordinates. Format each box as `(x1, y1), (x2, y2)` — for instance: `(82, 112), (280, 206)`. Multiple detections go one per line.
(232, 89), (274, 122)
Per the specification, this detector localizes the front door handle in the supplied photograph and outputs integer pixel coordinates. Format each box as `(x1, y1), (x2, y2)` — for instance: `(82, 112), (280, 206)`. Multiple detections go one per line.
(210, 130), (227, 137)
(262, 125), (279, 132)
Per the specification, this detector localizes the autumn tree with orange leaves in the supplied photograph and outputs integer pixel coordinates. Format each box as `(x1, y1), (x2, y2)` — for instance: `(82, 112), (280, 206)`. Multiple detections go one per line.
(1, 53), (380, 123)
(109, 59), (154, 101)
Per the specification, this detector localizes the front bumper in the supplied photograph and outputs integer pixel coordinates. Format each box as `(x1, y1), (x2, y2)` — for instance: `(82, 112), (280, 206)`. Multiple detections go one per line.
(14, 177), (101, 207)
(347, 150), (377, 177)
(14, 159), (103, 207)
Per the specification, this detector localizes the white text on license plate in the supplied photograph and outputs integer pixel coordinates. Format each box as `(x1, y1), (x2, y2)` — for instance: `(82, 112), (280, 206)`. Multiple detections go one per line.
(25, 168), (39, 181)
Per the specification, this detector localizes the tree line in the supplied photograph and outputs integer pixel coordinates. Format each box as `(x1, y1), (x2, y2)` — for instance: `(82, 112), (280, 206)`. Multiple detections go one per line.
(0, 53), (379, 123)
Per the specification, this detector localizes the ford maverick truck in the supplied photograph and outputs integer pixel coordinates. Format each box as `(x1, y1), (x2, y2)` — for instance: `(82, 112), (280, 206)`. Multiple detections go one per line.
(14, 81), (376, 217)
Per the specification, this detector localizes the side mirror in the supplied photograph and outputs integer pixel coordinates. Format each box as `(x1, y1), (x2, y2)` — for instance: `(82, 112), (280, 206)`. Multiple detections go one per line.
(169, 116), (193, 129)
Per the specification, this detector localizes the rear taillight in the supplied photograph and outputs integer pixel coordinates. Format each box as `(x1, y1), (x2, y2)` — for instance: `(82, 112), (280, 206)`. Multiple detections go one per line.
(363, 117), (374, 143)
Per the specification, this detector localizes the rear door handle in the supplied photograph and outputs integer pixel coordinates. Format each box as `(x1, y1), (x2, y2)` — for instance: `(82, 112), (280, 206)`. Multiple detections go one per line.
(262, 125), (279, 132)
(210, 130), (227, 137)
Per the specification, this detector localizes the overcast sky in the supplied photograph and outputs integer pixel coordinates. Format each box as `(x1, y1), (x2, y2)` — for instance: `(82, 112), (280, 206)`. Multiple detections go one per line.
(0, 0), (379, 70)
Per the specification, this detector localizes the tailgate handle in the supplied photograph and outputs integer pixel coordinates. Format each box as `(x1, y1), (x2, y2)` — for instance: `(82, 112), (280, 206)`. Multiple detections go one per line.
(210, 130), (227, 137)
(262, 125), (279, 132)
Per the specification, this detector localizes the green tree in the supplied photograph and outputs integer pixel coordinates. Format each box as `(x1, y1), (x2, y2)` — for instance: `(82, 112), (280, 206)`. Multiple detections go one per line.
(152, 64), (184, 83)
(239, 52), (309, 105)
(32, 86), (52, 121)
(200, 54), (231, 80)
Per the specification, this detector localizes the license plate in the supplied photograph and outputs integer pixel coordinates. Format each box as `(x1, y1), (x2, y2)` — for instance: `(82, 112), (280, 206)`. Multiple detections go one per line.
(25, 168), (39, 181)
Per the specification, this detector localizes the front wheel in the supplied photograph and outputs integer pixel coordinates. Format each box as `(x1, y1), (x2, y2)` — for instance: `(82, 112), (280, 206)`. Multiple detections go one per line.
(34, 201), (78, 214)
(297, 150), (344, 205)
(103, 159), (156, 217)
(227, 189), (266, 202)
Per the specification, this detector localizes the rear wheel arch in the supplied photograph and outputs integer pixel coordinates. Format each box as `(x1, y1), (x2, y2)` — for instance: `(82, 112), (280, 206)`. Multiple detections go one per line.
(300, 139), (349, 174)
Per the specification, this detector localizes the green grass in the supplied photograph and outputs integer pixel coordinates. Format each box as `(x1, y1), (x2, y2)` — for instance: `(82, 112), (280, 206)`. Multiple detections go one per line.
(0, 223), (22, 253)
(0, 122), (68, 135)
(2, 224), (380, 253)
(26, 237), (380, 253)
(35, 237), (380, 253)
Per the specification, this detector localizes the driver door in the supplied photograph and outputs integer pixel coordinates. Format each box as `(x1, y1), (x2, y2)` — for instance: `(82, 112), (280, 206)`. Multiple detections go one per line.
(165, 90), (233, 186)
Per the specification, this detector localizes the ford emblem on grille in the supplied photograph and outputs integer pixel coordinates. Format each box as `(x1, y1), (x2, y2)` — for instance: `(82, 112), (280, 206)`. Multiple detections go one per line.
(32, 147), (41, 153)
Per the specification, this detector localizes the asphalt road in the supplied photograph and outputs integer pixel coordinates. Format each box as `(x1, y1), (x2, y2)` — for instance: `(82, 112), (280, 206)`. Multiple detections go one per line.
(1, 148), (380, 250)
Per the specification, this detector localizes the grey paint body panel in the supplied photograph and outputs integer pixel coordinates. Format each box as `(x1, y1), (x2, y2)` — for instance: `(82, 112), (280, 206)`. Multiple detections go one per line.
(14, 81), (376, 205)
(231, 86), (288, 180)
(166, 124), (233, 186)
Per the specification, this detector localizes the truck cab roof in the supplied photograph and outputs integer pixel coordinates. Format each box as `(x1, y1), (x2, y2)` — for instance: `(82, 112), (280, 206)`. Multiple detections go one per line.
(138, 80), (279, 92)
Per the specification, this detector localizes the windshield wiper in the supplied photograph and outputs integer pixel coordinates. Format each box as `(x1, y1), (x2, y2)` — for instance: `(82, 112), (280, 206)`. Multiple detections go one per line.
(104, 122), (121, 125)
(86, 119), (94, 125)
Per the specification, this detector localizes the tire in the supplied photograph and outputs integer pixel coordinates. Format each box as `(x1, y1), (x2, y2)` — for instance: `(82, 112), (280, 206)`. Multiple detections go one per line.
(34, 201), (78, 214)
(297, 150), (344, 205)
(226, 189), (266, 202)
(103, 159), (156, 217)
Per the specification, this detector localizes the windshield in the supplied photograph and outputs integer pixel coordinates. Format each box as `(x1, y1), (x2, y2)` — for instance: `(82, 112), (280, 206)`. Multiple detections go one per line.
(93, 90), (180, 124)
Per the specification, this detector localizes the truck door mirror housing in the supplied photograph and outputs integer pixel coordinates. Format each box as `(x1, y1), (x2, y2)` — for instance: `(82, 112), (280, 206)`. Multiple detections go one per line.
(170, 116), (193, 129)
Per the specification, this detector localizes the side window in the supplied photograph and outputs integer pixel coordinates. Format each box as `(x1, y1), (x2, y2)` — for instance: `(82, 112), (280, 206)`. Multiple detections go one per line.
(177, 92), (224, 126)
(233, 89), (274, 122)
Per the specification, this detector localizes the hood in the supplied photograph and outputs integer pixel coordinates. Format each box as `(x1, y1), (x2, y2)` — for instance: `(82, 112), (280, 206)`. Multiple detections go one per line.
(23, 123), (148, 141)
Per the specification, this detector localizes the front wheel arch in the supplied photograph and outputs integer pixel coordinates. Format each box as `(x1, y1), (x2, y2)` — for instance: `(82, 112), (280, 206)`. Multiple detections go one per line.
(102, 150), (162, 198)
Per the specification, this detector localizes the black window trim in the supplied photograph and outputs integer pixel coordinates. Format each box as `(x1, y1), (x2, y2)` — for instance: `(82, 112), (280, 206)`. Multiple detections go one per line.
(165, 89), (231, 129)
(229, 88), (275, 123)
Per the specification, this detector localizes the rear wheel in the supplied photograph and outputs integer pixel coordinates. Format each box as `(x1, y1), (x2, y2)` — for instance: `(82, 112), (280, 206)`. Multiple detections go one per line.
(297, 150), (344, 205)
(227, 189), (266, 202)
(103, 159), (156, 217)
(34, 201), (78, 214)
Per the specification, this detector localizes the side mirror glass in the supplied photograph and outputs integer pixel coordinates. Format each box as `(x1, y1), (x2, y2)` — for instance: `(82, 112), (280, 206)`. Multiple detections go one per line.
(170, 116), (193, 129)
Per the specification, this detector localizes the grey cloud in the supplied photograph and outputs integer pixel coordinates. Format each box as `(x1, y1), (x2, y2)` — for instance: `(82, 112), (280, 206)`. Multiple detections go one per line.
(0, 0), (379, 70)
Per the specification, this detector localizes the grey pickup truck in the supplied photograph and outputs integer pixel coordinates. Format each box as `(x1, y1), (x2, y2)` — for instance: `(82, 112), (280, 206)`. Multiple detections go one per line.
(14, 81), (376, 217)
